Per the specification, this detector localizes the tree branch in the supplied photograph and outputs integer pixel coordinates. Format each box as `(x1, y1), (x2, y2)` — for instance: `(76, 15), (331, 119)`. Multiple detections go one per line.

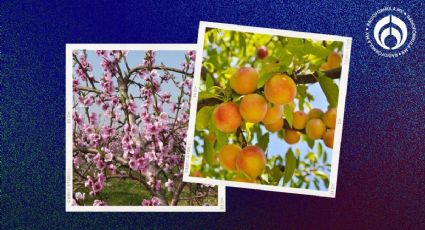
(293, 67), (341, 84)
(78, 86), (103, 94)
(127, 65), (193, 78)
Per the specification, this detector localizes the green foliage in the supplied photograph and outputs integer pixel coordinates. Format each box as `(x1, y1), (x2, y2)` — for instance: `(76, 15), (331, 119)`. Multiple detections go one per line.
(283, 148), (297, 184)
(318, 75), (339, 108)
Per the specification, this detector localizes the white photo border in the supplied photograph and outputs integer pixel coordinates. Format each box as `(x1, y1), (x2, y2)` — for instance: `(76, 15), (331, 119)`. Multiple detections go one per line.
(66, 44), (226, 212)
(183, 21), (352, 198)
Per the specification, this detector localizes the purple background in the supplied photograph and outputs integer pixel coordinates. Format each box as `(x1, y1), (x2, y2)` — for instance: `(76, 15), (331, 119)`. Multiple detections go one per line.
(1, 0), (424, 229)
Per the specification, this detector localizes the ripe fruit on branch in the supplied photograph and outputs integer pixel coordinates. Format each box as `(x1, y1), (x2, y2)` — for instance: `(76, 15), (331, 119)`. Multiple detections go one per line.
(327, 52), (342, 69)
(230, 67), (259, 95)
(323, 129), (335, 148)
(283, 130), (300, 144)
(212, 102), (242, 133)
(204, 133), (217, 143)
(292, 111), (308, 130)
(257, 46), (269, 59)
(305, 118), (326, 140)
(190, 171), (203, 177)
(233, 176), (256, 183)
(320, 52), (342, 71)
(218, 144), (241, 171)
(323, 108), (337, 129)
(308, 108), (324, 120)
(265, 119), (283, 132)
(239, 94), (268, 123)
(264, 74), (297, 105)
(236, 146), (266, 179)
(262, 104), (284, 124)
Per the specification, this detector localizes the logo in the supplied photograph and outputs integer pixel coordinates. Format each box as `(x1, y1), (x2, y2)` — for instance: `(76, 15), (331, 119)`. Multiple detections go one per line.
(366, 7), (416, 58)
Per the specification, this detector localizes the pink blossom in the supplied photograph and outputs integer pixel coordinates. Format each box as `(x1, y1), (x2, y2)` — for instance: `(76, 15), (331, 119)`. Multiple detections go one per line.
(93, 200), (108, 206)
(164, 179), (174, 192)
(75, 192), (85, 201)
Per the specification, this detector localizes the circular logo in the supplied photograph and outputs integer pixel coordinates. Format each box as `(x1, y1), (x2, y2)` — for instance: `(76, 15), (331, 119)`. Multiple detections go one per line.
(366, 7), (416, 58)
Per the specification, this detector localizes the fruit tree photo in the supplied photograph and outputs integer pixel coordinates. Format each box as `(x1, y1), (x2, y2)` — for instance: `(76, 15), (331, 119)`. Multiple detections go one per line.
(185, 24), (351, 196)
(67, 46), (223, 210)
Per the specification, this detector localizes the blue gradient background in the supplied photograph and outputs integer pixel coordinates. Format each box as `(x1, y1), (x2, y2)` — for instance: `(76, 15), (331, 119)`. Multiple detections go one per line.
(1, 0), (424, 229)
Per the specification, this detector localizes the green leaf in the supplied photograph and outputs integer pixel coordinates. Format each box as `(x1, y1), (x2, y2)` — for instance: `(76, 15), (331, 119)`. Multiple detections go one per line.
(284, 104), (293, 127)
(205, 75), (214, 89)
(203, 61), (215, 73)
(257, 72), (274, 88)
(208, 31), (215, 44)
(245, 122), (255, 143)
(317, 142), (323, 158)
(313, 178), (320, 190)
(302, 135), (315, 149)
(317, 75), (339, 108)
(312, 170), (329, 180)
(203, 136), (216, 166)
(195, 106), (214, 131)
(283, 148), (296, 184)
(215, 130), (229, 150)
(256, 133), (270, 152)
(305, 152), (317, 163)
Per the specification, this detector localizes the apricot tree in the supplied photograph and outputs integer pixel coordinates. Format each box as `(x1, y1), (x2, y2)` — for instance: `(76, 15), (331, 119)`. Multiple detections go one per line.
(192, 28), (343, 190)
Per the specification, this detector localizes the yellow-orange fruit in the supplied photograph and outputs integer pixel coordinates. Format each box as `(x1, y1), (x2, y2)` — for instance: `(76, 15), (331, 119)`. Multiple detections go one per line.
(305, 118), (326, 140)
(265, 119), (283, 132)
(218, 144), (241, 171)
(190, 171), (203, 177)
(283, 130), (300, 144)
(292, 111), (308, 130)
(230, 67), (259, 95)
(234, 176), (256, 183)
(323, 108), (337, 129)
(320, 62), (332, 71)
(264, 74), (297, 105)
(262, 104), (283, 124)
(239, 94), (268, 123)
(236, 146), (266, 179)
(327, 52), (342, 69)
(204, 133), (216, 143)
(323, 129), (335, 148)
(308, 108), (324, 120)
(212, 102), (242, 133)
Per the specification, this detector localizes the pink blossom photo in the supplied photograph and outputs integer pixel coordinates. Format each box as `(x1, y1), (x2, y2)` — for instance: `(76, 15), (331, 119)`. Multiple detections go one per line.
(66, 44), (225, 212)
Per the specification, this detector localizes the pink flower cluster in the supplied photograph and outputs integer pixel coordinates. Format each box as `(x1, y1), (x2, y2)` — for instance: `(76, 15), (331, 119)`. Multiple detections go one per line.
(72, 50), (205, 206)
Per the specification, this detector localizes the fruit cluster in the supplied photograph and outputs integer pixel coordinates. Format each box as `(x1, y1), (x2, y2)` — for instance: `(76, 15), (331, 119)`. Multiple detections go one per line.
(209, 50), (340, 182)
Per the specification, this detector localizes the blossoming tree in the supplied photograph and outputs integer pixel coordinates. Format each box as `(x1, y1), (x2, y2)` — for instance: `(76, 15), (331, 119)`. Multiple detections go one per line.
(72, 50), (217, 206)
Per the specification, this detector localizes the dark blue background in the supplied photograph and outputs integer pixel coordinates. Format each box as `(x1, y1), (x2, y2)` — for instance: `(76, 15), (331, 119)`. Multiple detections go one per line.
(1, 0), (424, 229)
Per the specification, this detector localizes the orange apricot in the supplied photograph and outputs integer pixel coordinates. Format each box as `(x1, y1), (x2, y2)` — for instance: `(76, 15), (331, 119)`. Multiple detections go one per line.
(283, 130), (300, 144)
(218, 144), (241, 171)
(262, 104), (284, 124)
(264, 119), (284, 132)
(236, 146), (266, 179)
(327, 52), (342, 69)
(234, 176), (256, 183)
(292, 111), (308, 130)
(230, 67), (259, 95)
(305, 118), (326, 140)
(323, 129), (335, 148)
(190, 171), (203, 177)
(264, 74), (297, 105)
(323, 108), (337, 129)
(319, 62), (332, 71)
(308, 108), (324, 120)
(239, 94), (268, 123)
(212, 102), (242, 133)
